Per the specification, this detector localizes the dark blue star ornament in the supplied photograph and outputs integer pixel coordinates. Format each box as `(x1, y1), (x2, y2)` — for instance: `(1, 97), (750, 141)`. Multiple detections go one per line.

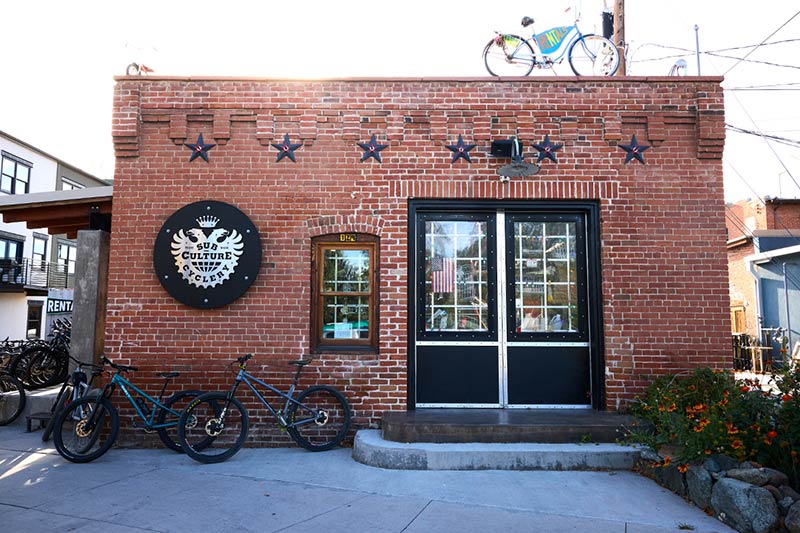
(358, 134), (388, 163)
(532, 134), (563, 163)
(271, 134), (303, 162)
(446, 135), (477, 163)
(617, 134), (650, 164)
(184, 133), (216, 163)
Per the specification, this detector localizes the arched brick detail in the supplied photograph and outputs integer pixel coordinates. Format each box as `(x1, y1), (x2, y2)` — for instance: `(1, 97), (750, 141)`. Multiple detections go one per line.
(305, 213), (385, 238)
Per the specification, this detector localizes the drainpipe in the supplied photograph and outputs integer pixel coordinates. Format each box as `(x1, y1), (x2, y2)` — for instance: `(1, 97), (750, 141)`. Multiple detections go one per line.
(746, 256), (764, 343)
(783, 262), (793, 349)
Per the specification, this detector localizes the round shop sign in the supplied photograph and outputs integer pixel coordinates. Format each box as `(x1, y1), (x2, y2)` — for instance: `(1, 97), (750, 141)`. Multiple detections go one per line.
(153, 200), (261, 309)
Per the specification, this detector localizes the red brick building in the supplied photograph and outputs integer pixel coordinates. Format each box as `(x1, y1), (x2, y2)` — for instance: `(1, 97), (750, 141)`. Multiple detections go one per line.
(107, 76), (728, 445)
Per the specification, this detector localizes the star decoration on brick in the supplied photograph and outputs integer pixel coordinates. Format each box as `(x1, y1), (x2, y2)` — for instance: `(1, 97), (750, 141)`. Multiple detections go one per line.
(532, 134), (563, 163)
(358, 134), (387, 163)
(271, 134), (303, 163)
(184, 133), (216, 163)
(446, 135), (476, 163)
(617, 134), (650, 164)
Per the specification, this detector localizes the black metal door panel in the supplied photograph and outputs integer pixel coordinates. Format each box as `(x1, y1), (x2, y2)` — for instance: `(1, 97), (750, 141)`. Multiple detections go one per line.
(507, 346), (591, 405)
(416, 345), (499, 405)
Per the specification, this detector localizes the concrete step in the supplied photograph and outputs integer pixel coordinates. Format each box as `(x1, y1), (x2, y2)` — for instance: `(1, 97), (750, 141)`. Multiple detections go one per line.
(9, 385), (59, 432)
(352, 429), (641, 471)
(381, 409), (634, 444)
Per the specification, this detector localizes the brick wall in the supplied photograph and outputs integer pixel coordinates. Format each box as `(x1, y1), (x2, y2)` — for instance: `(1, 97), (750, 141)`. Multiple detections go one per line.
(109, 76), (728, 445)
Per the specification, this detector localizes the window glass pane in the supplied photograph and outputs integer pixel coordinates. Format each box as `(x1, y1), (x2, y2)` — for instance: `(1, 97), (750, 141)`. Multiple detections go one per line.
(16, 165), (29, 183)
(424, 220), (488, 332)
(0, 175), (11, 193)
(322, 295), (370, 339)
(513, 221), (578, 332)
(1, 158), (14, 177)
(323, 249), (370, 293)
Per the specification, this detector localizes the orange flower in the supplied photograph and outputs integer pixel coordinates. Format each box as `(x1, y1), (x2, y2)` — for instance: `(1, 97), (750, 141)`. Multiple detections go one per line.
(783, 394), (793, 402)
(741, 386), (751, 392)
(658, 405), (665, 412)
(726, 423), (739, 435)
(723, 390), (730, 398)
(662, 456), (671, 466)
(688, 385), (696, 391)
(693, 403), (706, 412)
(768, 431), (778, 439)
(764, 438), (773, 445)
(791, 450), (798, 457)
(732, 439), (743, 449)
(693, 425), (705, 433)
(667, 403), (677, 412)
(704, 449), (712, 455)
(677, 464), (688, 474)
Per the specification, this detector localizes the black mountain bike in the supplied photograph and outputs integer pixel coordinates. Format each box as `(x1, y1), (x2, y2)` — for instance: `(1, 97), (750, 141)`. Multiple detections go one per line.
(42, 354), (103, 442)
(0, 372), (26, 426)
(178, 354), (351, 464)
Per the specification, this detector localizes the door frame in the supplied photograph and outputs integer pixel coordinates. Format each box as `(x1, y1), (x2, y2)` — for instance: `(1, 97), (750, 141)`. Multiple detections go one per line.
(407, 199), (605, 410)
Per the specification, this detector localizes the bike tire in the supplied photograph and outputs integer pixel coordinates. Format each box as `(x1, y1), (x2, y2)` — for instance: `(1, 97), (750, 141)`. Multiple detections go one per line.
(7, 347), (38, 388)
(286, 386), (351, 452)
(156, 389), (209, 453)
(27, 349), (66, 389)
(42, 383), (73, 441)
(483, 35), (535, 77)
(0, 373), (26, 426)
(568, 34), (620, 76)
(53, 395), (119, 463)
(178, 392), (249, 464)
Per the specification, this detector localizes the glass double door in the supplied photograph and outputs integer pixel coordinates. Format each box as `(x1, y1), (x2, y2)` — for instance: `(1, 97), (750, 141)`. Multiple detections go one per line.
(413, 207), (594, 407)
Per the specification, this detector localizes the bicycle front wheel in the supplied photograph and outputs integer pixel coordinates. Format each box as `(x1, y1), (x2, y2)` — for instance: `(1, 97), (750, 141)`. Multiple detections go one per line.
(568, 34), (620, 76)
(287, 386), (351, 452)
(483, 35), (535, 77)
(53, 396), (119, 463)
(178, 392), (249, 464)
(156, 389), (207, 453)
(0, 373), (26, 426)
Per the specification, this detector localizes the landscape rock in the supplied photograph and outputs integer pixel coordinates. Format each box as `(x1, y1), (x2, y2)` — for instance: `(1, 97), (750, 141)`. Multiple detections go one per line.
(686, 465), (712, 510)
(726, 468), (771, 487)
(782, 486), (800, 502)
(780, 496), (796, 515)
(764, 484), (783, 502)
(661, 464), (686, 497)
(762, 467), (790, 487)
(711, 477), (779, 533)
(786, 500), (800, 533)
(704, 454), (739, 473)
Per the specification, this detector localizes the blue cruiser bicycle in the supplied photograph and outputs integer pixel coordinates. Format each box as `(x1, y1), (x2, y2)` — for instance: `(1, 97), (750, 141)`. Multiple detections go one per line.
(483, 12), (620, 77)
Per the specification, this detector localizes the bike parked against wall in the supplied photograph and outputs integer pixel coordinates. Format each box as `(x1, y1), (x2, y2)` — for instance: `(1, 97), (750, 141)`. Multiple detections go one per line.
(483, 10), (620, 77)
(0, 371), (25, 426)
(41, 354), (103, 442)
(52, 357), (207, 463)
(178, 354), (351, 463)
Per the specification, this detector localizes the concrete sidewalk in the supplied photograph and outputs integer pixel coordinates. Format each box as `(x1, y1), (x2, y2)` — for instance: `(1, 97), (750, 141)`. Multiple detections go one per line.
(0, 425), (732, 533)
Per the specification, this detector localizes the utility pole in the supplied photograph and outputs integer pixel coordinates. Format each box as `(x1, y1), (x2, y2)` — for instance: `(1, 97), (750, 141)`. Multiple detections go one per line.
(613, 0), (626, 75)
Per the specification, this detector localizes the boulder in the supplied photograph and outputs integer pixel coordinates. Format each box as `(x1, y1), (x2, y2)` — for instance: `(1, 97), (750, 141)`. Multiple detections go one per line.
(686, 465), (712, 510)
(711, 477), (779, 533)
(661, 464), (686, 497)
(764, 484), (783, 502)
(786, 500), (800, 533)
(704, 454), (739, 473)
(782, 485), (800, 502)
(780, 496), (796, 515)
(726, 468), (771, 487)
(762, 467), (790, 487)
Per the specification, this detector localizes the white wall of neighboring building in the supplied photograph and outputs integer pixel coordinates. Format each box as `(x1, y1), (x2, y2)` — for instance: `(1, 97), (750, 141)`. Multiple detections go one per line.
(0, 294), (27, 340)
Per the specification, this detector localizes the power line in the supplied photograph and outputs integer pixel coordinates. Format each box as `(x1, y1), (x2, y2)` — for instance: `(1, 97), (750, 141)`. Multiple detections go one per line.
(726, 124), (800, 149)
(724, 9), (800, 75)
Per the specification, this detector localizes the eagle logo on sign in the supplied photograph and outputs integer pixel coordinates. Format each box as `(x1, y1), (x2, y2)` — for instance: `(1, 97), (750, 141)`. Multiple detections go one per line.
(170, 215), (244, 289)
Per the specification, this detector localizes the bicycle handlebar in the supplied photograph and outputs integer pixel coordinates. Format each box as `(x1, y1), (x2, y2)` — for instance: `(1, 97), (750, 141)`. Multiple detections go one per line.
(101, 356), (138, 373)
(237, 353), (253, 365)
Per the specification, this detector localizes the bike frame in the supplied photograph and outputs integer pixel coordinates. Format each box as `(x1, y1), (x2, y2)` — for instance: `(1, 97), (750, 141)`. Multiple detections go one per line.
(105, 373), (179, 431)
(224, 366), (318, 430)
(504, 22), (588, 67)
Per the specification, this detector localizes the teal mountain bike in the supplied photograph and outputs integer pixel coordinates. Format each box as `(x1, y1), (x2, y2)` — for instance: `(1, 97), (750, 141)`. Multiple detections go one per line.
(483, 13), (620, 77)
(52, 357), (207, 463)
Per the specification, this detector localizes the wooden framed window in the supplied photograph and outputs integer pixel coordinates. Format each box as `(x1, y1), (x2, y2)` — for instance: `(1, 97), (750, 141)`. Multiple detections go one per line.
(311, 234), (378, 352)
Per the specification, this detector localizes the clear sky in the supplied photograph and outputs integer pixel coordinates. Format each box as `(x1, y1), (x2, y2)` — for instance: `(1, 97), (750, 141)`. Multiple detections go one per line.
(1, 1), (798, 202)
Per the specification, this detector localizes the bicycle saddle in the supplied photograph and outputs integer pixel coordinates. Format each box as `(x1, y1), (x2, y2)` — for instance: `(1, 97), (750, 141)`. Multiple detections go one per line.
(521, 16), (534, 27)
(158, 371), (180, 379)
(289, 359), (313, 367)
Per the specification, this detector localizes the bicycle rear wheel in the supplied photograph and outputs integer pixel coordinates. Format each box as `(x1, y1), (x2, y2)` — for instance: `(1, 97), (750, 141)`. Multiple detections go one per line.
(53, 396), (119, 463)
(178, 392), (249, 463)
(0, 373), (26, 426)
(42, 383), (73, 441)
(156, 389), (209, 453)
(287, 386), (351, 451)
(568, 34), (620, 76)
(483, 35), (535, 77)
(27, 349), (66, 389)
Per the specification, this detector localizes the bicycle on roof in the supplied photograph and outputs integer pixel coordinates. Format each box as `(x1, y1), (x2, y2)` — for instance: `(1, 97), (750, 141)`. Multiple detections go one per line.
(483, 9), (620, 77)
